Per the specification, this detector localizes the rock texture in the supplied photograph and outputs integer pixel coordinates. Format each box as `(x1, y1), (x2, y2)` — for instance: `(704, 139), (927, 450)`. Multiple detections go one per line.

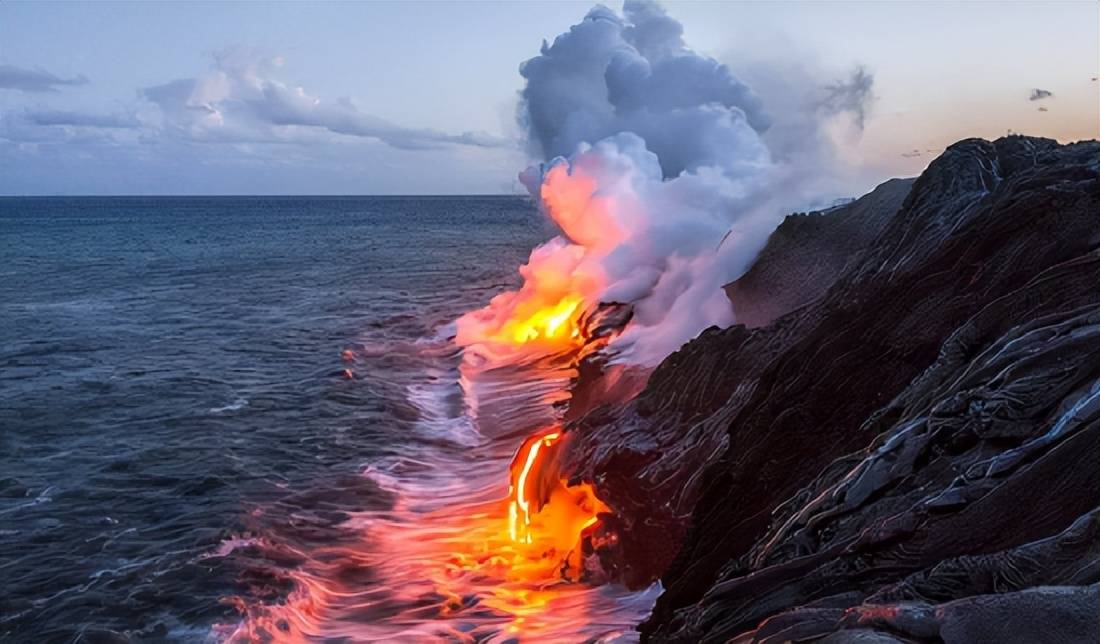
(563, 136), (1100, 642)
(724, 177), (914, 329)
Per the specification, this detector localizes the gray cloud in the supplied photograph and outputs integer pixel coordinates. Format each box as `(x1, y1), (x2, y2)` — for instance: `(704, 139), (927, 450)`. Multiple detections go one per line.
(25, 108), (140, 129)
(140, 49), (510, 150)
(1029, 88), (1053, 101)
(0, 64), (88, 93)
(252, 84), (508, 150)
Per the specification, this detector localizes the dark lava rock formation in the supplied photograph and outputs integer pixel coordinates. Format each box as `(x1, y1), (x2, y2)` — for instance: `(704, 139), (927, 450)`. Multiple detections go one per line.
(563, 136), (1100, 642)
(723, 177), (914, 329)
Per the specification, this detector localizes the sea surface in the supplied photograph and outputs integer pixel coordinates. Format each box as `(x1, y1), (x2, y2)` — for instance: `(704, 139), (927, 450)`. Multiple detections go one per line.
(0, 197), (655, 642)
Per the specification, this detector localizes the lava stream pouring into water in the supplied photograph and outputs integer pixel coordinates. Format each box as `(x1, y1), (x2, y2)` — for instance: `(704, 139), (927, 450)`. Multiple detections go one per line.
(448, 149), (639, 595)
(506, 296), (583, 345)
(218, 333), (653, 643)
(454, 159), (624, 360)
(506, 430), (609, 581)
(219, 178), (648, 640)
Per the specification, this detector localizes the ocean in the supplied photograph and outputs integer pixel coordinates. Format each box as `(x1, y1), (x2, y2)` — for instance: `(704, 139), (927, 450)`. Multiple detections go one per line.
(0, 197), (655, 642)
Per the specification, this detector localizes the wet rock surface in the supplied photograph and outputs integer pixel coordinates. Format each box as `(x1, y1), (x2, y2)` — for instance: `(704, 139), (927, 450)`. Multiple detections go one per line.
(565, 136), (1100, 642)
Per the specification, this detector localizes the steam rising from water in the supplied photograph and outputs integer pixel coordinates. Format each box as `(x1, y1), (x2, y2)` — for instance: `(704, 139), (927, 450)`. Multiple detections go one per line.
(460, 0), (874, 365)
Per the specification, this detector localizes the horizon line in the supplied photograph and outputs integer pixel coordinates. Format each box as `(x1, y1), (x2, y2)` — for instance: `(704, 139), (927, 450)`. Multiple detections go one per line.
(0, 193), (533, 199)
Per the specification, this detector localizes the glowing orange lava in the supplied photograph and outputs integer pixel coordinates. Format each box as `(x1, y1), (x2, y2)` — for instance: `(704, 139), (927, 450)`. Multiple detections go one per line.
(455, 160), (626, 354)
(430, 159), (632, 631)
(506, 429), (608, 581)
(502, 294), (584, 346)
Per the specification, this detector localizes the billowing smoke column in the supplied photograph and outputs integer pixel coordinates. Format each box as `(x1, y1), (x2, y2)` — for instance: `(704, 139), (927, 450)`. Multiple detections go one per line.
(457, 0), (871, 364)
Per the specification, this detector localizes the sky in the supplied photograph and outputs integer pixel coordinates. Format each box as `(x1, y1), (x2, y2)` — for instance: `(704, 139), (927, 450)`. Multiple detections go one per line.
(0, 0), (1097, 196)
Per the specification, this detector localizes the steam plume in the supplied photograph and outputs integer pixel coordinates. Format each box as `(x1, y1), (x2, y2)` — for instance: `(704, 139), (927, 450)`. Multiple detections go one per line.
(459, 0), (874, 365)
(520, 2), (769, 179)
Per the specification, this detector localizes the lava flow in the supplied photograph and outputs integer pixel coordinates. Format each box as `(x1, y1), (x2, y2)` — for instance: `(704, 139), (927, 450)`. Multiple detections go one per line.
(451, 155), (630, 588)
(506, 430), (609, 581)
(454, 159), (625, 358)
(504, 294), (584, 346)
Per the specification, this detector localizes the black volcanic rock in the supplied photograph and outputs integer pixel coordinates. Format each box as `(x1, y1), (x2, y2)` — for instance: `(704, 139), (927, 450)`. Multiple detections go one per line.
(725, 177), (914, 329)
(560, 136), (1100, 642)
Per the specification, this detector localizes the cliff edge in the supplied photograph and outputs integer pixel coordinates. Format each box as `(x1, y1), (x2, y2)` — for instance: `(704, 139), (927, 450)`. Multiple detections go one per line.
(564, 136), (1100, 642)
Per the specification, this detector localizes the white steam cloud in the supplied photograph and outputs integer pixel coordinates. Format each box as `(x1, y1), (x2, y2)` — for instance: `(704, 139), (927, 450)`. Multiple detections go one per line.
(497, 0), (874, 364)
(520, 2), (770, 179)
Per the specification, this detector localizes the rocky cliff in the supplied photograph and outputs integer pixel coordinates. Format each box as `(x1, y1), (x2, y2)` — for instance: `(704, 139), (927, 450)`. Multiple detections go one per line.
(723, 177), (914, 329)
(564, 136), (1100, 642)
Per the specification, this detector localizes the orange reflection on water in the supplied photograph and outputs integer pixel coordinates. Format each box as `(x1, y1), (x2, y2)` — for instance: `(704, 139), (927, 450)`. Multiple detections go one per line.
(221, 304), (640, 641)
(220, 429), (633, 643)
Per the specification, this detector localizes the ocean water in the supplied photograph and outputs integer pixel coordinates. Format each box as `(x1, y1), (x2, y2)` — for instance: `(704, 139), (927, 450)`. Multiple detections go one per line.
(0, 197), (655, 642)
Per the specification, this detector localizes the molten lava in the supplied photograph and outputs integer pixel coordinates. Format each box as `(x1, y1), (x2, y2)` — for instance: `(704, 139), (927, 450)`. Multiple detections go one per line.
(454, 159), (625, 354)
(506, 429), (608, 581)
(442, 154), (633, 627)
(503, 294), (584, 346)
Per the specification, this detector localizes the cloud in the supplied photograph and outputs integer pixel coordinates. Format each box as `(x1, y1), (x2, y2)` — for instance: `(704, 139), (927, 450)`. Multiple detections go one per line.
(1, 47), (523, 194)
(140, 48), (511, 150)
(1029, 88), (1053, 101)
(0, 64), (88, 93)
(253, 85), (509, 150)
(24, 108), (140, 129)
